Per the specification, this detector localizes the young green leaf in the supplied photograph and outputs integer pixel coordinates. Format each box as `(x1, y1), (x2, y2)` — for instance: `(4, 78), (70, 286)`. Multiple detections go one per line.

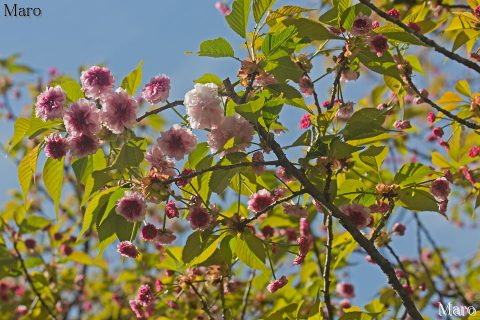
(43, 157), (65, 217)
(199, 38), (235, 58)
(121, 60), (144, 96)
(225, 0), (251, 38)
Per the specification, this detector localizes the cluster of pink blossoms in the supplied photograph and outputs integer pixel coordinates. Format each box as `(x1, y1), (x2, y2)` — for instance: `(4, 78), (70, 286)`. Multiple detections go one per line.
(430, 177), (451, 213)
(351, 14), (389, 57)
(339, 203), (372, 229)
(37, 66), (172, 160)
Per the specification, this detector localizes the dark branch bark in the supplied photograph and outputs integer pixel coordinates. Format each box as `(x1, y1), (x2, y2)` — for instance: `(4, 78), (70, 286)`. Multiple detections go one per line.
(136, 100), (184, 122)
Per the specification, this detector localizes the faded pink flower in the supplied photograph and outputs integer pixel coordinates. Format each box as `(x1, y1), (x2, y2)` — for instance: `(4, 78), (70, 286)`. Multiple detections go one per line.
(117, 241), (139, 258)
(300, 114), (311, 129)
(415, 89), (429, 104)
(461, 166), (476, 185)
(156, 229), (176, 244)
(299, 217), (311, 238)
(176, 168), (194, 187)
(60, 244), (72, 256)
(475, 5), (480, 18)
(339, 299), (351, 309)
(393, 120), (411, 130)
(165, 200), (179, 219)
(16, 305), (28, 316)
(283, 202), (307, 217)
(336, 282), (355, 298)
(339, 203), (372, 229)
(187, 206), (211, 230)
(272, 186), (287, 200)
(136, 284), (154, 307)
(256, 72), (276, 87)
(166, 300), (179, 309)
(44, 133), (68, 159)
(372, 21), (380, 29)
(69, 134), (99, 158)
(430, 177), (450, 201)
(297, 236), (311, 256)
(298, 75), (314, 96)
(145, 144), (176, 177)
(392, 223), (406, 236)
(141, 74), (170, 104)
(35, 86), (66, 121)
(292, 254), (305, 265)
(116, 191), (147, 222)
(261, 225), (274, 238)
(276, 166), (295, 182)
(368, 34), (389, 57)
(252, 151), (265, 176)
(100, 88), (138, 134)
(248, 189), (274, 213)
(468, 145), (480, 158)
(340, 69), (359, 82)
(215, 1), (231, 15)
(336, 102), (354, 121)
(407, 22), (421, 33)
(157, 125), (197, 160)
(80, 66), (115, 99)
(207, 115), (254, 155)
(267, 276), (288, 293)
(439, 200), (448, 214)
(184, 83), (224, 129)
(129, 300), (144, 318)
(141, 224), (158, 241)
(351, 15), (372, 36)
(63, 99), (101, 136)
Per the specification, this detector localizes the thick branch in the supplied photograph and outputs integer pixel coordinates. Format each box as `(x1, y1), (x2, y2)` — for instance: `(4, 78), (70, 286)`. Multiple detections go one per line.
(223, 78), (423, 319)
(358, 0), (480, 75)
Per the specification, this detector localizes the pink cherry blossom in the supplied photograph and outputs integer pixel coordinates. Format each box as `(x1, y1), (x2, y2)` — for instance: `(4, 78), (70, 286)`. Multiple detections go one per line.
(267, 276), (288, 293)
(136, 284), (154, 307)
(80, 66), (115, 99)
(141, 224), (158, 241)
(351, 15), (372, 36)
(207, 115), (254, 155)
(184, 83), (224, 129)
(300, 114), (311, 129)
(252, 151), (265, 175)
(336, 282), (355, 298)
(157, 125), (197, 160)
(35, 86), (66, 121)
(187, 206), (211, 230)
(117, 241), (139, 258)
(339, 203), (372, 229)
(145, 144), (176, 177)
(248, 189), (274, 213)
(368, 34), (389, 57)
(165, 200), (179, 219)
(141, 74), (170, 104)
(44, 133), (68, 159)
(156, 229), (176, 244)
(116, 191), (147, 222)
(430, 177), (450, 201)
(69, 134), (99, 158)
(63, 99), (101, 137)
(100, 88), (138, 134)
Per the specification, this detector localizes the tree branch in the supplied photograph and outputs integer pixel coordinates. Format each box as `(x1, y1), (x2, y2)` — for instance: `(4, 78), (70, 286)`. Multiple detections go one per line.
(13, 242), (57, 319)
(189, 283), (214, 320)
(405, 77), (480, 130)
(240, 270), (255, 320)
(136, 100), (184, 122)
(358, 0), (480, 75)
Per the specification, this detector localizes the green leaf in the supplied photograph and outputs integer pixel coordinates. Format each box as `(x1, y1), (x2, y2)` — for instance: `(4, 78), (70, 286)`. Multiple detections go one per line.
(121, 60), (144, 96)
(50, 76), (84, 102)
(235, 97), (265, 122)
(283, 18), (335, 41)
(374, 24), (426, 46)
(78, 187), (118, 239)
(253, 0), (277, 23)
(262, 26), (297, 56)
(199, 37), (235, 58)
(18, 145), (42, 204)
(455, 80), (471, 97)
(210, 168), (240, 195)
(111, 138), (146, 170)
(341, 4), (371, 31)
(72, 156), (93, 184)
(26, 118), (63, 139)
(341, 108), (387, 141)
(357, 49), (400, 80)
(43, 157), (65, 217)
(188, 234), (227, 267)
(394, 163), (435, 186)
(187, 142), (210, 169)
(67, 251), (107, 270)
(359, 146), (388, 171)
(194, 73), (223, 86)
(225, 0), (251, 38)
(266, 6), (313, 23)
(328, 138), (363, 159)
(232, 233), (266, 270)
(10, 118), (29, 150)
(19, 215), (51, 233)
(398, 188), (438, 212)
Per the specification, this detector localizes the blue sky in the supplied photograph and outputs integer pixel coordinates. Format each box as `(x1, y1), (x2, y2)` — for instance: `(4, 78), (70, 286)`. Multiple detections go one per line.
(0, 0), (478, 316)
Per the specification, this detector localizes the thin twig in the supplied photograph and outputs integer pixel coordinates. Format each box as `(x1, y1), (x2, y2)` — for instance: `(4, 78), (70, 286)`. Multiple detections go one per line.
(405, 77), (480, 130)
(370, 198), (395, 242)
(189, 283), (214, 320)
(322, 163), (334, 320)
(136, 100), (184, 122)
(13, 242), (56, 319)
(240, 271), (256, 320)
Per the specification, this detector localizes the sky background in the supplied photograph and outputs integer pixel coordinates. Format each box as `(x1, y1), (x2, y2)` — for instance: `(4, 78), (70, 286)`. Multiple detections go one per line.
(0, 0), (478, 317)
